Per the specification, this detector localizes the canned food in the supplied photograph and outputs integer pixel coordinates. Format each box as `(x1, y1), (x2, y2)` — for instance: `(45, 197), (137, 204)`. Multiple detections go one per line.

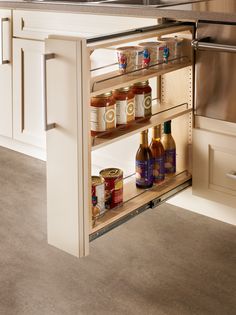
(90, 92), (116, 137)
(92, 176), (105, 219)
(113, 86), (135, 126)
(99, 168), (123, 209)
(158, 36), (184, 64)
(138, 41), (166, 66)
(117, 46), (144, 74)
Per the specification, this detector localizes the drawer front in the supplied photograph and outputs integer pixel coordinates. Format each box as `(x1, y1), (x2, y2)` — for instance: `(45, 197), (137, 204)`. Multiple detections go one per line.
(13, 10), (157, 40)
(193, 128), (236, 207)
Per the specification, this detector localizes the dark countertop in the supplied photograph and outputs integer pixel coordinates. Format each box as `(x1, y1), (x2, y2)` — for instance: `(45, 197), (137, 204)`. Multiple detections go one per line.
(0, 0), (235, 23)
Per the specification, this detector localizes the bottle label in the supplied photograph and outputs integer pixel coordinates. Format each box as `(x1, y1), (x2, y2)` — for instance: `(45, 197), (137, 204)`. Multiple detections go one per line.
(116, 99), (135, 124)
(153, 156), (165, 182)
(91, 105), (116, 132)
(164, 149), (176, 174)
(135, 93), (152, 118)
(136, 160), (153, 187)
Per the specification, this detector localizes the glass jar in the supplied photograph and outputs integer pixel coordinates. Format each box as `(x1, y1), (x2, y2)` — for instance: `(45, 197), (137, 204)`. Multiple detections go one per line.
(113, 86), (135, 126)
(132, 81), (152, 121)
(90, 92), (116, 136)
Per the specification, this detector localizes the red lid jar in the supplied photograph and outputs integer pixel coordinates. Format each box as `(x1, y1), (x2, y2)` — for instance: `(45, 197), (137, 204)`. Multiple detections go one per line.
(132, 81), (152, 121)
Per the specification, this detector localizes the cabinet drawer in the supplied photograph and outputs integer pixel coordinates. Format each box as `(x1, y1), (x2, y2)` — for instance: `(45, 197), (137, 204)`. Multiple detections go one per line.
(13, 10), (157, 40)
(193, 128), (236, 207)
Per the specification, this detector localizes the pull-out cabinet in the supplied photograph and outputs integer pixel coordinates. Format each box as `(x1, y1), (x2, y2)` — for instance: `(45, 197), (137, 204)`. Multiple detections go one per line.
(45, 23), (194, 257)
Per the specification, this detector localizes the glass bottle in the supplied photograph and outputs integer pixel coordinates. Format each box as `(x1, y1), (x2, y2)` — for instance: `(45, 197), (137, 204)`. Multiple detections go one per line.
(135, 129), (153, 189)
(149, 125), (165, 184)
(132, 81), (152, 121)
(161, 120), (176, 175)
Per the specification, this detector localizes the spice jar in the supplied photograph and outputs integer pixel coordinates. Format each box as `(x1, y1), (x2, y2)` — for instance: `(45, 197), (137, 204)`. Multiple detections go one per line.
(113, 86), (135, 126)
(90, 92), (116, 136)
(132, 81), (152, 121)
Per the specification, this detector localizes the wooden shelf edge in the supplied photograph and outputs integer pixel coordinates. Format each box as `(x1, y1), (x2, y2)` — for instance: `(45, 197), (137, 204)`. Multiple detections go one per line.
(92, 106), (192, 151)
(90, 171), (192, 236)
(91, 60), (192, 97)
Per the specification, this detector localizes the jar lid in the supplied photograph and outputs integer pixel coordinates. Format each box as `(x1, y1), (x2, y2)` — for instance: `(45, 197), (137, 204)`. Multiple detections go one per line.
(115, 86), (131, 92)
(94, 91), (112, 98)
(133, 80), (149, 87)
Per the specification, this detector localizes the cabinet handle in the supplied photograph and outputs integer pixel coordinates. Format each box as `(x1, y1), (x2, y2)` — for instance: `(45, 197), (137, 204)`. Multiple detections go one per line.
(226, 171), (236, 180)
(42, 53), (56, 131)
(0, 17), (10, 65)
(192, 39), (236, 54)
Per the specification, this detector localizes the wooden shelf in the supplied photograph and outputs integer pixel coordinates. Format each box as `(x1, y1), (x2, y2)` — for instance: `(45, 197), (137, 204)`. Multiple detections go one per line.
(92, 102), (192, 150)
(90, 170), (191, 236)
(91, 58), (192, 97)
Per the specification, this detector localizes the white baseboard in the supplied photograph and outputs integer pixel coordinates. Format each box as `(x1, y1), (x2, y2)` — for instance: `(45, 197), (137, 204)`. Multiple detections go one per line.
(0, 136), (46, 161)
(167, 187), (236, 226)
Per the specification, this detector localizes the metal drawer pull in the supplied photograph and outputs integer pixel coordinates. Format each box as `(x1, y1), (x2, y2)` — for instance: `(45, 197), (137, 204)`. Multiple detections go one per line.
(192, 39), (236, 54)
(0, 17), (9, 65)
(226, 171), (236, 180)
(42, 53), (56, 131)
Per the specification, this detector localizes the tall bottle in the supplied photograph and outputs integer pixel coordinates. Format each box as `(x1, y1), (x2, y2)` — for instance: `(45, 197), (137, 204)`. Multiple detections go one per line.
(161, 120), (176, 175)
(135, 129), (153, 189)
(149, 125), (165, 184)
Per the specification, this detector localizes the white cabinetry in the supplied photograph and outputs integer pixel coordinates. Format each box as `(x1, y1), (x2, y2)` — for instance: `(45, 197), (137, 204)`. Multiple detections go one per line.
(0, 10), (12, 138)
(13, 39), (46, 149)
(193, 118), (236, 208)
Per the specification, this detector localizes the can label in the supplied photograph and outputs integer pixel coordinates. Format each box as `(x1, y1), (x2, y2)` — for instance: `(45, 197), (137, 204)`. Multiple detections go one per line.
(91, 105), (116, 132)
(136, 160), (153, 187)
(101, 174), (123, 209)
(135, 93), (152, 118)
(116, 99), (135, 124)
(164, 149), (176, 174)
(153, 156), (165, 183)
(92, 181), (105, 216)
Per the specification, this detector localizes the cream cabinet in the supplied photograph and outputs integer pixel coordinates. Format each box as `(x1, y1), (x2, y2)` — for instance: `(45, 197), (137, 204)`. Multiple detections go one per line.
(193, 118), (236, 208)
(13, 39), (46, 149)
(0, 10), (12, 138)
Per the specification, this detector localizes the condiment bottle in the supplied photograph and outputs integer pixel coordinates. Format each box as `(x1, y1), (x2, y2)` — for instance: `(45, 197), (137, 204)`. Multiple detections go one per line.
(161, 120), (176, 175)
(135, 129), (153, 189)
(132, 81), (152, 121)
(149, 125), (165, 184)
(113, 87), (135, 126)
(90, 92), (116, 136)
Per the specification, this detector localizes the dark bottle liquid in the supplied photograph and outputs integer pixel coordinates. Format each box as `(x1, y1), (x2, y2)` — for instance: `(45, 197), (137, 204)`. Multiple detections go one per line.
(161, 120), (176, 175)
(149, 125), (165, 184)
(135, 129), (153, 189)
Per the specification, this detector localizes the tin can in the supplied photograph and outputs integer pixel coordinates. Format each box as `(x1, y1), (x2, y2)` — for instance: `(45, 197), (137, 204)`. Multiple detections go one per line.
(99, 168), (123, 209)
(92, 176), (105, 218)
(117, 46), (144, 74)
(138, 41), (166, 66)
(158, 37), (184, 64)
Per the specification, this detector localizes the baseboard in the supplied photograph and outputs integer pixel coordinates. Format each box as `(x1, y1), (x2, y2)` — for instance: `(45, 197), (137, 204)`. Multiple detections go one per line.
(167, 187), (236, 226)
(0, 136), (46, 161)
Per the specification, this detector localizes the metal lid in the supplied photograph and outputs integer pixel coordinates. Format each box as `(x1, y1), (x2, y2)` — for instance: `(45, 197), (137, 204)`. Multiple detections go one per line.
(94, 91), (112, 98)
(100, 168), (123, 178)
(133, 80), (149, 87)
(115, 86), (131, 92)
(92, 176), (104, 185)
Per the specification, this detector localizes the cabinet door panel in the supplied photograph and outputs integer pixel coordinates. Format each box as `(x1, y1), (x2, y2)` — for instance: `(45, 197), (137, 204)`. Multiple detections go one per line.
(193, 129), (236, 207)
(0, 10), (12, 138)
(13, 38), (46, 148)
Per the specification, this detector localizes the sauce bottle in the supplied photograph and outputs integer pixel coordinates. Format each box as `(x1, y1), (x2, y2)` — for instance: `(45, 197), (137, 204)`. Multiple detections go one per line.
(132, 81), (152, 121)
(113, 87), (135, 126)
(149, 125), (165, 184)
(161, 120), (176, 175)
(135, 129), (153, 189)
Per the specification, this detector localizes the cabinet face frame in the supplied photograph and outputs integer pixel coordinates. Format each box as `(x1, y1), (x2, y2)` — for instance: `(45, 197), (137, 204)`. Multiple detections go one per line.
(0, 9), (12, 138)
(45, 23), (194, 257)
